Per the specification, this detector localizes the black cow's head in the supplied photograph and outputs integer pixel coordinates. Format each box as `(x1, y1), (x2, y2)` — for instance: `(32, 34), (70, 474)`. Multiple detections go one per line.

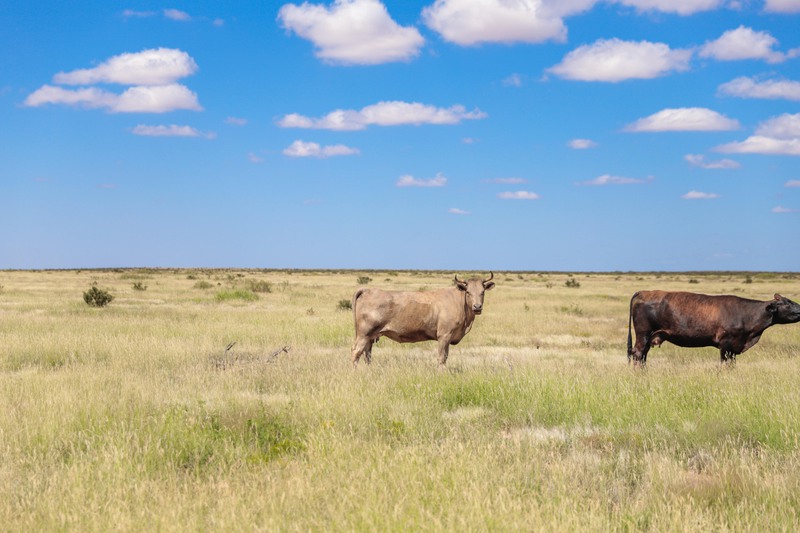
(768, 294), (800, 324)
(455, 272), (495, 315)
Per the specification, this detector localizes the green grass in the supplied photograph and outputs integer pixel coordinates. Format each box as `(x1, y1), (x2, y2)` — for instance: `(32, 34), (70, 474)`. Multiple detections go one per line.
(1, 269), (799, 531)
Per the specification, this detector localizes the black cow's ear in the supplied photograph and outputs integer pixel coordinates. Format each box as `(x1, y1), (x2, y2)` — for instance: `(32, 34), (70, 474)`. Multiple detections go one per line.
(483, 281), (495, 291)
(767, 300), (778, 313)
(775, 293), (782, 300)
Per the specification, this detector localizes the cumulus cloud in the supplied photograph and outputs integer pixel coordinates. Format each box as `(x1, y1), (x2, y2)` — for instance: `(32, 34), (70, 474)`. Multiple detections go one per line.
(715, 113), (800, 156)
(396, 173), (448, 187)
(53, 48), (197, 86)
(278, 0), (424, 65)
(682, 190), (719, 200)
(498, 191), (540, 200)
(448, 208), (471, 215)
(24, 83), (202, 113)
(764, 0), (800, 13)
(547, 39), (691, 82)
(23, 48), (202, 114)
(625, 108), (739, 132)
(718, 76), (800, 101)
(422, 0), (596, 46)
(579, 174), (648, 185)
(568, 138), (597, 149)
(283, 140), (360, 157)
(131, 124), (211, 137)
(684, 154), (741, 169)
(699, 26), (793, 64)
(277, 101), (486, 130)
(610, 0), (723, 15)
(786, 180), (800, 187)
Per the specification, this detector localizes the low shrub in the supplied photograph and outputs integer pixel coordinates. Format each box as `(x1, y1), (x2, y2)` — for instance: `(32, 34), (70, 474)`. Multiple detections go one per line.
(249, 280), (272, 293)
(337, 299), (352, 311)
(83, 284), (114, 307)
(215, 290), (258, 303)
(565, 278), (581, 288)
(357, 276), (372, 285)
(132, 282), (147, 291)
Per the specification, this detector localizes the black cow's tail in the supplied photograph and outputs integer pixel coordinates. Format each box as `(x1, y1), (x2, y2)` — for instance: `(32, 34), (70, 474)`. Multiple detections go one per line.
(627, 292), (637, 362)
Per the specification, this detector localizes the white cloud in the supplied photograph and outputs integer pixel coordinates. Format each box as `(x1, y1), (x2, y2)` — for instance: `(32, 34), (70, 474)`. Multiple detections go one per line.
(278, 0), (424, 65)
(53, 48), (197, 86)
(485, 177), (527, 184)
(568, 138), (597, 149)
(164, 9), (191, 21)
(226, 116), (248, 126)
(772, 206), (798, 213)
(755, 113), (800, 139)
(283, 140), (360, 157)
(579, 174), (648, 185)
(625, 108), (739, 132)
(396, 173), (448, 187)
(278, 101), (486, 130)
(764, 0), (800, 12)
(422, 0), (595, 46)
(24, 83), (202, 113)
(131, 124), (214, 138)
(498, 191), (540, 200)
(715, 113), (800, 156)
(682, 190), (719, 200)
(503, 73), (523, 87)
(548, 39), (691, 82)
(610, 0), (723, 15)
(718, 76), (800, 101)
(715, 136), (800, 156)
(684, 154), (741, 169)
(700, 26), (791, 64)
(248, 152), (265, 164)
(786, 180), (800, 187)
(122, 9), (156, 18)
(448, 208), (471, 215)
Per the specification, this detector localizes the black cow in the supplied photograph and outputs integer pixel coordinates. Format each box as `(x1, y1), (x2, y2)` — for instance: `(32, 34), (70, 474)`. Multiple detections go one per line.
(627, 291), (800, 364)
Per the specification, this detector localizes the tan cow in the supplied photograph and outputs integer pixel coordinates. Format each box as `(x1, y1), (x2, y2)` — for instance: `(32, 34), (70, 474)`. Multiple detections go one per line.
(351, 273), (495, 367)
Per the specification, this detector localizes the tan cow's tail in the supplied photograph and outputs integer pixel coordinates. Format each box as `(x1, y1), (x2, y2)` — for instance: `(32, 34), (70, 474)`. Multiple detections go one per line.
(352, 288), (367, 323)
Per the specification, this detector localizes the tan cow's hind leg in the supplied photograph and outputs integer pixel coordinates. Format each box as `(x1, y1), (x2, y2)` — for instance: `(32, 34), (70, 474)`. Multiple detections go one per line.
(351, 336), (373, 367)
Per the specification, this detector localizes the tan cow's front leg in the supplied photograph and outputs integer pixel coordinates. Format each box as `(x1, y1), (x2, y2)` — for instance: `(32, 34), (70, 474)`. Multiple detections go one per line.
(437, 337), (451, 367)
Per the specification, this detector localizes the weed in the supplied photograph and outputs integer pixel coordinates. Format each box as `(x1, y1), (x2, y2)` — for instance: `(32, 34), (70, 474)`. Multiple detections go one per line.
(83, 284), (114, 307)
(194, 281), (213, 290)
(249, 280), (272, 293)
(357, 276), (372, 285)
(132, 282), (147, 291)
(337, 299), (352, 311)
(215, 290), (258, 302)
(565, 278), (581, 288)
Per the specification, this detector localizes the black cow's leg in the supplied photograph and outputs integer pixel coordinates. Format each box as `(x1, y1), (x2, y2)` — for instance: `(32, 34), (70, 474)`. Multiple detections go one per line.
(631, 331), (651, 367)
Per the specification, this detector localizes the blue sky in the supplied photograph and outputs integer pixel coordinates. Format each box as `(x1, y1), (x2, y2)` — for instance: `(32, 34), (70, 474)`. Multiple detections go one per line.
(1, 0), (799, 271)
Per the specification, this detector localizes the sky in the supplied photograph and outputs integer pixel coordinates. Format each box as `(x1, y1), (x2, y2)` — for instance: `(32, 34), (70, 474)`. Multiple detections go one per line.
(1, 0), (799, 271)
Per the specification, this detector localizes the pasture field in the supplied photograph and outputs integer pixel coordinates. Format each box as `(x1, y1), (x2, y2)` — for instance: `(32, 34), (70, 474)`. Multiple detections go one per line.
(1, 269), (800, 531)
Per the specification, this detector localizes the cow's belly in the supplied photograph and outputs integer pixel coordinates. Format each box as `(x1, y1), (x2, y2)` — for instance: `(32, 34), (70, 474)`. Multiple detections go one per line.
(382, 330), (436, 343)
(659, 333), (716, 348)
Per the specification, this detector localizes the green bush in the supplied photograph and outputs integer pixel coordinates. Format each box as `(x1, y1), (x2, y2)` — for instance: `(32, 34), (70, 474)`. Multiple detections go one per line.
(357, 276), (372, 285)
(194, 281), (213, 290)
(132, 282), (147, 291)
(337, 299), (352, 311)
(83, 284), (114, 307)
(564, 278), (581, 288)
(215, 290), (258, 303)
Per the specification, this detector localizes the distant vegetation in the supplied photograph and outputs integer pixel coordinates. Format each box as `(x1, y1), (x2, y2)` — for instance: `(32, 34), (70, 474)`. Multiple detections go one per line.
(82, 284), (114, 307)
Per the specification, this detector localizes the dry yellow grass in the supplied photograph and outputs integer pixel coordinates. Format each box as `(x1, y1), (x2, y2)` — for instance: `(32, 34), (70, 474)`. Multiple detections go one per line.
(1, 269), (799, 531)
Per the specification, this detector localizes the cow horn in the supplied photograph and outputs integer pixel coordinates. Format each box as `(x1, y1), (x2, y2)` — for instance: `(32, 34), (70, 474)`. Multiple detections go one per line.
(483, 271), (494, 283)
(454, 274), (464, 285)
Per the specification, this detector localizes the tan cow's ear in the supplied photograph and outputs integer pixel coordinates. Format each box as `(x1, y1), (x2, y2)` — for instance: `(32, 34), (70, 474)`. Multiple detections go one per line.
(483, 281), (495, 291)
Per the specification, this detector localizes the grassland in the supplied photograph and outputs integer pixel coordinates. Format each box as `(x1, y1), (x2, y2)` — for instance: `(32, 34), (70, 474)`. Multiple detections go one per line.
(1, 269), (799, 531)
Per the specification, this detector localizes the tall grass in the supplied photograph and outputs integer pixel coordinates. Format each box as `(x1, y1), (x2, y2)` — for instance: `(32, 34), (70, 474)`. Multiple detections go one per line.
(1, 269), (799, 530)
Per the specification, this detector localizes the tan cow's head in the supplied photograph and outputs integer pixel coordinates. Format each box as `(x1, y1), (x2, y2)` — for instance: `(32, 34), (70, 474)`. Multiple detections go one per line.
(455, 272), (495, 315)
